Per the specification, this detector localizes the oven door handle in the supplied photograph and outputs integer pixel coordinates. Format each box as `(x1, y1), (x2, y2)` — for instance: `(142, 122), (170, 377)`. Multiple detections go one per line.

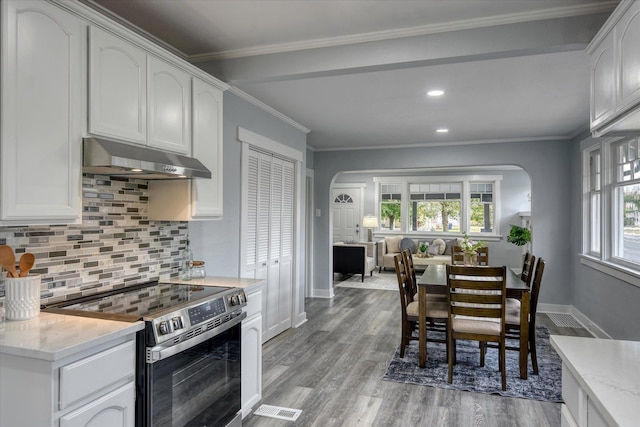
(147, 311), (246, 363)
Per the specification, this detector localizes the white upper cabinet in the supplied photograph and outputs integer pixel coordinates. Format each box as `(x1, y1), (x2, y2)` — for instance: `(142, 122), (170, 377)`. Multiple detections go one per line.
(191, 78), (223, 218)
(148, 56), (191, 154)
(617, 2), (640, 112)
(88, 27), (193, 155)
(147, 78), (223, 220)
(590, 30), (616, 129)
(89, 26), (147, 144)
(1, 0), (83, 225)
(589, 0), (640, 135)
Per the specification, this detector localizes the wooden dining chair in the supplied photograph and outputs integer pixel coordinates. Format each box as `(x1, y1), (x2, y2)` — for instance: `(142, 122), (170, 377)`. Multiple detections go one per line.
(446, 265), (508, 390)
(476, 247), (489, 266)
(503, 258), (546, 374)
(394, 254), (448, 358)
(450, 246), (465, 265)
(402, 249), (446, 303)
(451, 245), (488, 266)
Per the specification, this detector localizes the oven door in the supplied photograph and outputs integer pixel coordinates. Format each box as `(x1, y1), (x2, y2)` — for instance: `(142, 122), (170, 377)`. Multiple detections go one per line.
(144, 314), (244, 427)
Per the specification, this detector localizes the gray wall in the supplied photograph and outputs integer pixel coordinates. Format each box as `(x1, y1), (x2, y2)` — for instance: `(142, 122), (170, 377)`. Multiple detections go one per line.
(570, 135), (640, 340)
(314, 140), (571, 306)
(190, 91), (308, 276)
(334, 168), (531, 268)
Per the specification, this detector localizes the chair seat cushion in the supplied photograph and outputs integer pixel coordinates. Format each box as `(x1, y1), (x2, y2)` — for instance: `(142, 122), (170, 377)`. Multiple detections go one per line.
(406, 301), (448, 319)
(505, 298), (521, 325)
(452, 317), (502, 335)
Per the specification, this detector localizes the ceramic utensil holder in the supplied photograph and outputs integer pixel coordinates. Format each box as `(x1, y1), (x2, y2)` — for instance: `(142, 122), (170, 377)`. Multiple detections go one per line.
(3, 274), (41, 320)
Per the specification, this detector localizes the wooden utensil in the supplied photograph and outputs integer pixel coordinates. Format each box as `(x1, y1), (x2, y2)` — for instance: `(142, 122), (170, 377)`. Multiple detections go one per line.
(0, 245), (19, 278)
(19, 252), (35, 277)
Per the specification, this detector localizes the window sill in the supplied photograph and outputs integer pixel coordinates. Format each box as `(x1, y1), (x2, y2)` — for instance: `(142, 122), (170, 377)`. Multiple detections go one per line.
(373, 231), (503, 242)
(579, 255), (640, 288)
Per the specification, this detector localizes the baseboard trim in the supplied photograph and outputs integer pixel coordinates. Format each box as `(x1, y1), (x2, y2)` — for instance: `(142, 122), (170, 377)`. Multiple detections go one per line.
(312, 288), (334, 298)
(294, 313), (307, 328)
(538, 304), (611, 339)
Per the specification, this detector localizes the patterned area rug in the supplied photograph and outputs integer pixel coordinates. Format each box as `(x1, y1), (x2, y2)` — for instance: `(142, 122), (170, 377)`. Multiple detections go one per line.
(383, 326), (563, 402)
(334, 271), (398, 291)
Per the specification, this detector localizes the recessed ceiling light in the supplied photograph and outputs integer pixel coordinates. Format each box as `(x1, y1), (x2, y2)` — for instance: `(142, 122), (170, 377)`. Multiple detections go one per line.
(131, 168), (143, 172)
(427, 90), (444, 97)
(436, 128), (449, 133)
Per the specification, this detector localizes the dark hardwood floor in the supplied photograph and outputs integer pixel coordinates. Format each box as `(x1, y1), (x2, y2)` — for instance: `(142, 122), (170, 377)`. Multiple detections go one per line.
(243, 283), (592, 427)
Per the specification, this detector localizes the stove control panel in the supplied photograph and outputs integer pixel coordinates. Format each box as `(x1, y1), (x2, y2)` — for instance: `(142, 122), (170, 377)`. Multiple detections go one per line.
(151, 288), (247, 344)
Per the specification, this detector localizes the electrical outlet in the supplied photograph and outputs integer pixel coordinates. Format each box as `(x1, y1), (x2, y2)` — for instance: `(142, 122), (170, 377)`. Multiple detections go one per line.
(315, 209), (321, 217)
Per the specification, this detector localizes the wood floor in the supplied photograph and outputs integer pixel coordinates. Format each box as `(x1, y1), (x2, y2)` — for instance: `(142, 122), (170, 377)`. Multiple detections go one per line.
(243, 285), (592, 427)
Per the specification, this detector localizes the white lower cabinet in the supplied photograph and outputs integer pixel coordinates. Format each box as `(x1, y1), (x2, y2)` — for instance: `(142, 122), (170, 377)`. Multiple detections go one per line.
(59, 383), (135, 427)
(0, 336), (136, 427)
(241, 281), (264, 418)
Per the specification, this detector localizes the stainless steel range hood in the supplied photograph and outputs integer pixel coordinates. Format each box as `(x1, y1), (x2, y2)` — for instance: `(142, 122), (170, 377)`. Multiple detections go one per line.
(83, 137), (211, 179)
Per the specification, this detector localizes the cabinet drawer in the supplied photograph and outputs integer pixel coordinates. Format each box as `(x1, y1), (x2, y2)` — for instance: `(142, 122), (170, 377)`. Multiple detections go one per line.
(59, 340), (135, 410)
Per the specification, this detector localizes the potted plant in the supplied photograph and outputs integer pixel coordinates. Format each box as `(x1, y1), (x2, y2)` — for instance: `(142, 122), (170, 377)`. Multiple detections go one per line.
(459, 232), (485, 265)
(507, 225), (532, 247)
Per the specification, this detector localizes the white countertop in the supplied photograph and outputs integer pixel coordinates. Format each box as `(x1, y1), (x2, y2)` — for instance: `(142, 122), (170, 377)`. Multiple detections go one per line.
(163, 276), (265, 289)
(550, 335), (640, 427)
(0, 277), (261, 362)
(0, 312), (144, 361)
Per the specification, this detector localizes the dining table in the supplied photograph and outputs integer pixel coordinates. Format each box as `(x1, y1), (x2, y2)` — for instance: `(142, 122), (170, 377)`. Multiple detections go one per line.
(417, 264), (531, 379)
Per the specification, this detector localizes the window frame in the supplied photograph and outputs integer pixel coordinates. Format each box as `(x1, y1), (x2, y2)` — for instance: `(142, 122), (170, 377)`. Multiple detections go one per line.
(373, 175), (502, 239)
(581, 136), (640, 286)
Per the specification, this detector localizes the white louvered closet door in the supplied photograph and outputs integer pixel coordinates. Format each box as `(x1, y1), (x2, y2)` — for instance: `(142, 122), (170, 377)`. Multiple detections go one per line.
(244, 149), (294, 342)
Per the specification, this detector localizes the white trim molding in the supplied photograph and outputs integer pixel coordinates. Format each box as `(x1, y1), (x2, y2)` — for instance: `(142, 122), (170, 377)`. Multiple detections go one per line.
(230, 87), (310, 134)
(237, 127), (304, 162)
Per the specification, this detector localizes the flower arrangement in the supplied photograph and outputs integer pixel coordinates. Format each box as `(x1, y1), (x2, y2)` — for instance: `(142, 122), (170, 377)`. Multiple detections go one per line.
(459, 232), (485, 256)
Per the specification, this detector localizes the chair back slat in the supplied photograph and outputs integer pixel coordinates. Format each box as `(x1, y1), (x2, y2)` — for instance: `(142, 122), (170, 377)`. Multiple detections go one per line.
(521, 252), (536, 287)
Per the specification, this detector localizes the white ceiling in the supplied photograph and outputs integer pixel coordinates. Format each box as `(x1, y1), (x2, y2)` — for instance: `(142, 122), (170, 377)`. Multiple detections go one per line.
(88, 0), (620, 151)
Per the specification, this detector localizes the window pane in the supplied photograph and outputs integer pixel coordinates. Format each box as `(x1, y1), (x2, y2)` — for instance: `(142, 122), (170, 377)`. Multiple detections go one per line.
(469, 181), (494, 233)
(590, 193), (600, 253)
(616, 183), (640, 264)
(410, 200), (460, 232)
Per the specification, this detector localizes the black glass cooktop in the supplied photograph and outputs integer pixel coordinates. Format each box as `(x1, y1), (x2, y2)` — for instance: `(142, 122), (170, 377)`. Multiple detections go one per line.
(45, 282), (229, 319)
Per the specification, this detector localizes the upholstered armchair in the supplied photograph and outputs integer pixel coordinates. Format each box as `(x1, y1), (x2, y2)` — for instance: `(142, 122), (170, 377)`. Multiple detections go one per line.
(333, 242), (376, 282)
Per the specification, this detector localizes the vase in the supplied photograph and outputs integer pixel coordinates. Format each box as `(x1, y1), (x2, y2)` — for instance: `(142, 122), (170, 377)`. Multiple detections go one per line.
(463, 252), (478, 266)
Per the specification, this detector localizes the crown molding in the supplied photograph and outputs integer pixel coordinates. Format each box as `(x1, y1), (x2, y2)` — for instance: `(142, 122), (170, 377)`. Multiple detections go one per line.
(312, 135), (573, 152)
(228, 87), (311, 134)
(190, 2), (618, 62)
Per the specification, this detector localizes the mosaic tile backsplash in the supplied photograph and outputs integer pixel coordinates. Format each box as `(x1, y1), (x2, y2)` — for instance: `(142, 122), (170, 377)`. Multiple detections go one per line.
(0, 174), (189, 311)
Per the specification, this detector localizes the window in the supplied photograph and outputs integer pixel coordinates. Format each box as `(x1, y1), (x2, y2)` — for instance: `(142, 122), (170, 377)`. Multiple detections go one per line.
(375, 175), (502, 236)
(409, 183), (461, 232)
(613, 139), (640, 266)
(380, 183), (402, 231)
(583, 137), (640, 281)
(470, 182), (494, 233)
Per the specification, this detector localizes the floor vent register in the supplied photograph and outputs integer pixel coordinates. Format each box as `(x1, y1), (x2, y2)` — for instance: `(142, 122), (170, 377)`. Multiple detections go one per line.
(547, 313), (584, 329)
(253, 404), (302, 422)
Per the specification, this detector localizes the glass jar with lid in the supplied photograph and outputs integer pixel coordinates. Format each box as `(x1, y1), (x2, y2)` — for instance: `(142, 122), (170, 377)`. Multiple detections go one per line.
(191, 261), (206, 279)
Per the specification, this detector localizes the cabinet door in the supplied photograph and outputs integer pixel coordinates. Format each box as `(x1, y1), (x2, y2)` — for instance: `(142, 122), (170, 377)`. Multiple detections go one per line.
(89, 26), (147, 144)
(617, 1), (640, 112)
(148, 56), (191, 154)
(590, 29), (616, 130)
(241, 314), (262, 417)
(191, 78), (224, 218)
(1, 0), (83, 224)
(60, 382), (135, 427)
